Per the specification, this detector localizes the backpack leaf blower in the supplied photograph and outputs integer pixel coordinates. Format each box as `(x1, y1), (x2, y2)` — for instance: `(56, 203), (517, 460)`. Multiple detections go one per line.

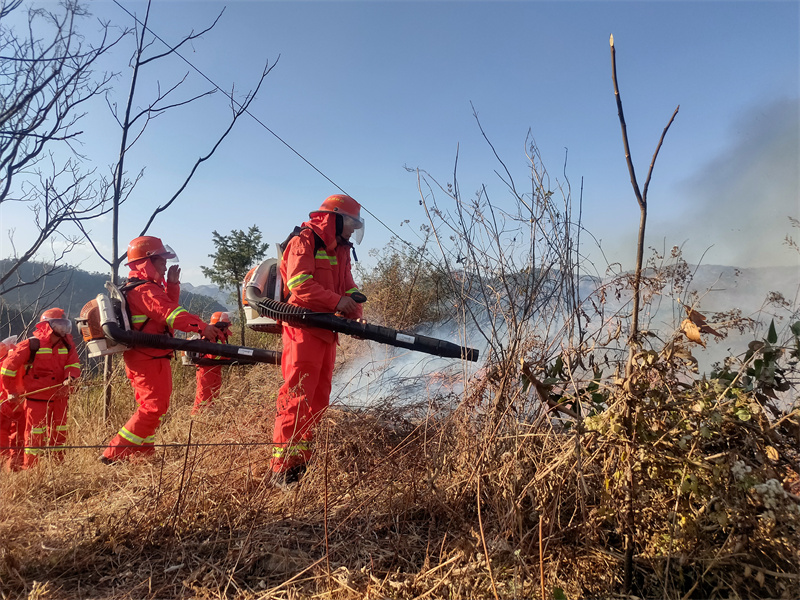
(245, 274), (479, 362)
(78, 287), (281, 365)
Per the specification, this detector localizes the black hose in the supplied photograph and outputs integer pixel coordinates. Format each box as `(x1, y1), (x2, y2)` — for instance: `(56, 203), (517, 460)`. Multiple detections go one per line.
(185, 354), (259, 367)
(102, 322), (281, 365)
(252, 297), (479, 362)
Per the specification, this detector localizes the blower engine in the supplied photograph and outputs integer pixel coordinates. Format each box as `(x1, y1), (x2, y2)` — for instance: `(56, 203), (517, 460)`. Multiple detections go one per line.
(242, 260), (282, 334)
(77, 282), (281, 364)
(77, 283), (133, 357)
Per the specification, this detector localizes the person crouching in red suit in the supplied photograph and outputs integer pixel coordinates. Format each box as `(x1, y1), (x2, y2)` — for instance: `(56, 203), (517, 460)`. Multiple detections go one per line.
(101, 236), (224, 463)
(0, 309), (80, 469)
(270, 194), (365, 485)
(191, 311), (231, 415)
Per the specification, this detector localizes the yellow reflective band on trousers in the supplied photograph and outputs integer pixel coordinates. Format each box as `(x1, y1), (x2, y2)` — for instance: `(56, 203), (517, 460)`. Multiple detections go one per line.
(118, 427), (146, 446)
(272, 440), (311, 458)
(25, 426), (48, 455)
(166, 307), (188, 328)
(287, 273), (312, 290)
(315, 250), (337, 265)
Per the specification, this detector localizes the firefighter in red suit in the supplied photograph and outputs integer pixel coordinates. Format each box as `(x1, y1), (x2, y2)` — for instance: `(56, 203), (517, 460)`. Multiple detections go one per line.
(0, 335), (25, 471)
(0, 309), (80, 469)
(101, 236), (224, 463)
(271, 194), (365, 484)
(191, 311), (231, 415)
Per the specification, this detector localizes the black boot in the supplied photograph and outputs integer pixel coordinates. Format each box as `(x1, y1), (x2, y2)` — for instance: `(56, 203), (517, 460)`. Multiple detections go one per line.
(271, 463), (307, 487)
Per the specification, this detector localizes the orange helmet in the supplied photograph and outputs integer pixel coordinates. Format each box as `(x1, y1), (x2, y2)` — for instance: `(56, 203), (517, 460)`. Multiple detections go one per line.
(312, 194), (364, 244)
(126, 236), (177, 265)
(210, 312), (231, 326)
(41, 308), (66, 321)
(312, 194), (362, 221)
(40, 308), (72, 336)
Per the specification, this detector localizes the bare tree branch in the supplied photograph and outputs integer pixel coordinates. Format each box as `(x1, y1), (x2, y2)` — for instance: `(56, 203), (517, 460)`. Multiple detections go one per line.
(0, 1), (128, 295)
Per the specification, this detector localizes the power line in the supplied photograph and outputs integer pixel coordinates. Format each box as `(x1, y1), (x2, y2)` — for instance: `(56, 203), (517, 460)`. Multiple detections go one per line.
(111, 1), (408, 247)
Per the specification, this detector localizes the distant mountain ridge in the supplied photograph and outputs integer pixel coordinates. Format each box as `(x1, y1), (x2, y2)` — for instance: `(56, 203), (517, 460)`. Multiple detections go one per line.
(181, 282), (238, 311)
(0, 260), (227, 333)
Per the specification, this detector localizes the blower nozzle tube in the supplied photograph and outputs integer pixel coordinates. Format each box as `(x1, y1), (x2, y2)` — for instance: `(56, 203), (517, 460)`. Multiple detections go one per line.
(252, 296), (479, 362)
(102, 322), (281, 365)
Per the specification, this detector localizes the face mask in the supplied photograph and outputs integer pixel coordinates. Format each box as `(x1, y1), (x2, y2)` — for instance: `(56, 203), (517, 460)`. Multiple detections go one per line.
(162, 245), (179, 264)
(343, 215), (365, 245)
(47, 318), (73, 337)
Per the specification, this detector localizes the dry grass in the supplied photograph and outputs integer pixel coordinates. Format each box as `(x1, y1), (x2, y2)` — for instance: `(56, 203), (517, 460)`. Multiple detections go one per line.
(2, 337), (799, 600)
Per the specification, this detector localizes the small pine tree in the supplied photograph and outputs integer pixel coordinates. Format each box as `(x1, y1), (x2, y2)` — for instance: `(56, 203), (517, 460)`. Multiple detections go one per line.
(202, 226), (268, 344)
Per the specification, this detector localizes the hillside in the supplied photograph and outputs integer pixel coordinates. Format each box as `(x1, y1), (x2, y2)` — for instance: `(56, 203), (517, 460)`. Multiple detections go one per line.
(182, 282), (238, 311)
(0, 260), (227, 335)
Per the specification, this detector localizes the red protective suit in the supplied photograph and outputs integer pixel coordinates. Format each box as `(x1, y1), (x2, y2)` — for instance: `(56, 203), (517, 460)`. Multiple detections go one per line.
(0, 325), (80, 468)
(0, 399), (24, 471)
(192, 331), (230, 415)
(102, 259), (209, 462)
(0, 341), (25, 471)
(271, 212), (362, 474)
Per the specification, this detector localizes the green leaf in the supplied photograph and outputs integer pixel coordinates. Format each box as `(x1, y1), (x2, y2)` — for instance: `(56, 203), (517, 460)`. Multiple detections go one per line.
(735, 407), (751, 421)
(553, 587), (568, 600)
(791, 320), (800, 338)
(767, 319), (778, 345)
(550, 356), (564, 378)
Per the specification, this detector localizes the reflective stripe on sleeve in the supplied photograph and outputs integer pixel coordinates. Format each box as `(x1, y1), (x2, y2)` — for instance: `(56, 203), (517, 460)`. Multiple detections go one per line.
(1, 367), (16, 377)
(166, 307), (188, 328)
(65, 363), (80, 370)
(131, 315), (148, 324)
(287, 273), (313, 290)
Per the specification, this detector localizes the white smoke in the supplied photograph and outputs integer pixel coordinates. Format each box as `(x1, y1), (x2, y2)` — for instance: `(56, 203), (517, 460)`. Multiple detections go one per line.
(654, 97), (800, 269)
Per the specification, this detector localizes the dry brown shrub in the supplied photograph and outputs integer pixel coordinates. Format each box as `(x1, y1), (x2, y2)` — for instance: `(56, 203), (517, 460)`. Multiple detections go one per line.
(2, 328), (800, 600)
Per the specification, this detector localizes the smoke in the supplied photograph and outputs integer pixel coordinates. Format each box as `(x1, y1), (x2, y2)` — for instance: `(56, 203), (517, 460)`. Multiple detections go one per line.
(656, 97), (800, 268)
(331, 321), (484, 408)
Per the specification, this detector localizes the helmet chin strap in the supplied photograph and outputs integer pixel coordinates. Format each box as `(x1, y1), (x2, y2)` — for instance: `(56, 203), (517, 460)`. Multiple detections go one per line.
(336, 236), (358, 262)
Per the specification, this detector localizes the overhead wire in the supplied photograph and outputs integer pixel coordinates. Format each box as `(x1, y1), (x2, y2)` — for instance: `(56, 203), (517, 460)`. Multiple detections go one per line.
(111, 0), (411, 249)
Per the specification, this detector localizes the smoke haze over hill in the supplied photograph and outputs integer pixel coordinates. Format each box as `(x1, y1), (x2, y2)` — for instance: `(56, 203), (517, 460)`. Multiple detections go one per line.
(648, 97), (800, 270)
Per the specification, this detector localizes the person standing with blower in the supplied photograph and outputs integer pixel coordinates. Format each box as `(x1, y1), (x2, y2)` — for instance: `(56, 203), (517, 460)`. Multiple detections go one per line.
(270, 194), (365, 485)
(101, 236), (224, 463)
(191, 311), (231, 415)
(0, 309), (80, 469)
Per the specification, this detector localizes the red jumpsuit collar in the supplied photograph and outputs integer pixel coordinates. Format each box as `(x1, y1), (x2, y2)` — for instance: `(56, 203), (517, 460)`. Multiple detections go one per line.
(128, 258), (165, 285)
(303, 213), (338, 252)
(32, 323), (65, 346)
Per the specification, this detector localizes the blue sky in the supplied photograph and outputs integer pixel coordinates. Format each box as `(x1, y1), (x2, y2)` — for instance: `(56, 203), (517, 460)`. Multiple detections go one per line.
(1, 0), (798, 287)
